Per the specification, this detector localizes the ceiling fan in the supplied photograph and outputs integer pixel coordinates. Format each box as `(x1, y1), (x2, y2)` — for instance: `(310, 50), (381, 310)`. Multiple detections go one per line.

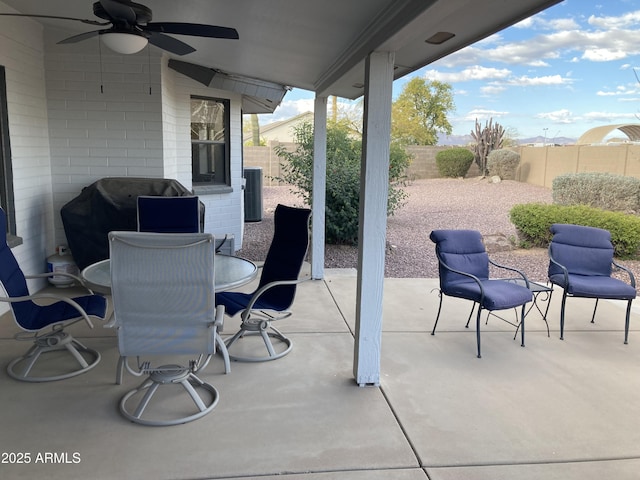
(0, 0), (239, 55)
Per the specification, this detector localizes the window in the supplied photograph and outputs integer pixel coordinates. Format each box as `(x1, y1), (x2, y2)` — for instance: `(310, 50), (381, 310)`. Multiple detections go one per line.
(191, 96), (230, 187)
(0, 66), (17, 246)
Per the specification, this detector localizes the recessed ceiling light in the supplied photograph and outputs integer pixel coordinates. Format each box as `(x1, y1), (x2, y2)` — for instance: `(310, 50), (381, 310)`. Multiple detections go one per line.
(352, 83), (364, 89)
(425, 32), (455, 45)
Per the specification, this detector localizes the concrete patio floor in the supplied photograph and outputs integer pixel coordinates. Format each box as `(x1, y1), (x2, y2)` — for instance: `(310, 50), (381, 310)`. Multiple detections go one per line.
(1, 268), (640, 479)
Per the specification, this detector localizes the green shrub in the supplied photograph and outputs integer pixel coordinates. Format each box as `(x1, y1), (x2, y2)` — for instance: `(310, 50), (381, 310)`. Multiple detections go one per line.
(487, 149), (520, 180)
(273, 120), (411, 244)
(435, 147), (474, 178)
(552, 173), (640, 213)
(510, 203), (640, 257)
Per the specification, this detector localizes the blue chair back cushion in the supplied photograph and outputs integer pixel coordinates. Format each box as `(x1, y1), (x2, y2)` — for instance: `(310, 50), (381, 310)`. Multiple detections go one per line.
(217, 204), (310, 315)
(430, 230), (489, 288)
(0, 207), (106, 331)
(137, 196), (200, 233)
(548, 224), (614, 278)
(430, 229), (532, 310)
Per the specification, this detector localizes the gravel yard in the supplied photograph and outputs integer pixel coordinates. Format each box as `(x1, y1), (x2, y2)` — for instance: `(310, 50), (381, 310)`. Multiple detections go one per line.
(238, 177), (640, 282)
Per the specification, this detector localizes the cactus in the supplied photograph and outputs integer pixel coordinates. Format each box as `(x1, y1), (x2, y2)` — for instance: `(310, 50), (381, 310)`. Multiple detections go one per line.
(471, 118), (505, 176)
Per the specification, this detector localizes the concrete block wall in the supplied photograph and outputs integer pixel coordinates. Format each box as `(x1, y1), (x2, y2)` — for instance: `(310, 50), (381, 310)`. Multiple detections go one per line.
(516, 144), (640, 188)
(244, 143), (481, 183)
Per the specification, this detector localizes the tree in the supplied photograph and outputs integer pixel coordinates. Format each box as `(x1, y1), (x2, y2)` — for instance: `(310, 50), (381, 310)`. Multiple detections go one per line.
(391, 78), (454, 145)
(274, 120), (411, 244)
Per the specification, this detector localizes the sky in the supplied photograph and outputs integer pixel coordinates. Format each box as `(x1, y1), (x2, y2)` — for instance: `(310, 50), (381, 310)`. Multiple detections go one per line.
(256, 0), (640, 142)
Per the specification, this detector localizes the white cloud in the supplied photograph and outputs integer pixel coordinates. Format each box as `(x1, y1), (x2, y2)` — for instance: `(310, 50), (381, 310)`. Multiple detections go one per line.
(588, 10), (640, 29)
(257, 97), (315, 125)
(548, 18), (580, 30)
(480, 85), (506, 95)
(581, 111), (638, 122)
(435, 12), (640, 69)
(506, 74), (569, 86)
(536, 109), (575, 124)
(464, 109), (509, 121)
(424, 66), (511, 83)
(596, 84), (639, 96)
(582, 48), (628, 61)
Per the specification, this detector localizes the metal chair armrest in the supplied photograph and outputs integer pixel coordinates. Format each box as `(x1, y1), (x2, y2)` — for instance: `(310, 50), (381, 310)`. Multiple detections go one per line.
(548, 245), (569, 286)
(613, 260), (636, 288)
(214, 305), (225, 330)
(240, 277), (310, 319)
(436, 256), (485, 300)
(0, 293), (95, 329)
(488, 259), (530, 288)
(24, 272), (97, 294)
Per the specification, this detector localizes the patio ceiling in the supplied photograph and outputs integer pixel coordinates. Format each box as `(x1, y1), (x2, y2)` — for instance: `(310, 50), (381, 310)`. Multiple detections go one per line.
(1, 0), (562, 100)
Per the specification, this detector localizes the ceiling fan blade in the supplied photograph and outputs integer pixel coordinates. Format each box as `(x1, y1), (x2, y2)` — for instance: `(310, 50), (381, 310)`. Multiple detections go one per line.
(57, 30), (103, 45)
(147, 32), (195, 56)
(99, 0), (137, 24)
(0, 13), (108, 26)
(145, 22), (239, 40)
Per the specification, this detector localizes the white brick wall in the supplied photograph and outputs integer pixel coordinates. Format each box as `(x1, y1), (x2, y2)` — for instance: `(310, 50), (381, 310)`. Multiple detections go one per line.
(0, 9), (248, 320)
(44, 38), (246, 251)
(0, 7), (55, 313)
(44, 41), (165, 246)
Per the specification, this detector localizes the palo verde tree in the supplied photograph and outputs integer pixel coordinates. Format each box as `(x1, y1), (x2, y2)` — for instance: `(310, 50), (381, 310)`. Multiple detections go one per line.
(274, 120), (411, 244)
(391, 77), (455, 145)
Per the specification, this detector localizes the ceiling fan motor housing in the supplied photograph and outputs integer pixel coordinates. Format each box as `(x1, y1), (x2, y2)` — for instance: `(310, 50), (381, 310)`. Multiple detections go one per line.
(93, 1), (152, 25)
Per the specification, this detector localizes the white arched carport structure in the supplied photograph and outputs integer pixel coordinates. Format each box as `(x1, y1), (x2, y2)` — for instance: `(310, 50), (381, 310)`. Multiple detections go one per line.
(576, 124), (640, 144)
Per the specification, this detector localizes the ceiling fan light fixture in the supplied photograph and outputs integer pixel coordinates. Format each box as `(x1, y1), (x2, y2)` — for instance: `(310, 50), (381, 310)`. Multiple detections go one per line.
(101, 32), (148, 54)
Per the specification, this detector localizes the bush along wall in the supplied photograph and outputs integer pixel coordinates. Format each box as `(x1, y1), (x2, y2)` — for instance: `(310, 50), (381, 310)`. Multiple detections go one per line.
(552, 172), (640, 213)
(510, 203), (640, 258)
(435, 147), (474, 178)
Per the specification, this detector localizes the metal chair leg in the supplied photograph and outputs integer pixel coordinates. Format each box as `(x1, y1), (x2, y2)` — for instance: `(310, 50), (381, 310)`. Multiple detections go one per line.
(519, 304), (525, 347)
(465, 303), (476, 329)
(591, 298), (599, 323)
(560, 291), (568, 340)
(475, 307), (482, 358)
(624, 300), (632, 344)
(431, 291), (444, 335)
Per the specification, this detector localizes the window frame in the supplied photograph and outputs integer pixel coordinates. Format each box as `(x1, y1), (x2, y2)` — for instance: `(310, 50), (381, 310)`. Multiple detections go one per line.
(0, 65), (18, 247)
(190, 95), (231, 189)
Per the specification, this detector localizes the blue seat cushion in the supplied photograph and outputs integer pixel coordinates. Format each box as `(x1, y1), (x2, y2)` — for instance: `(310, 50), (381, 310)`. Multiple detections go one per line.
(12, 294), (107, 331)
(216, 291), (286, 317)
(442, 279), (533, 311)
(550, 274), (637, 300)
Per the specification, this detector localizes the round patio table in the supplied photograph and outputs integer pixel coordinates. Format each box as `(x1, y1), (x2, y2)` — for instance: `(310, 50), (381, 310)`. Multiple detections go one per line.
(81, 254), (258, 295)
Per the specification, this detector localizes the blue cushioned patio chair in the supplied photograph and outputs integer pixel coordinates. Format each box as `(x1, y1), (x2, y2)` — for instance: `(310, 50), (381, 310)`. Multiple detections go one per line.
(430, 229), (533, 358)
(109, 231), (225, 426)
(548, 223), (637, 343)
(137, 195), (201, 233)
(0, 207), (107, 382)
(216, 204), (311, 362)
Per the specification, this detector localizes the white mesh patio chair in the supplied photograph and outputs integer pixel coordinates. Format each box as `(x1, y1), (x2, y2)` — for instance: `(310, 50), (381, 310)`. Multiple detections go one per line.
(108, 231), (225, 426)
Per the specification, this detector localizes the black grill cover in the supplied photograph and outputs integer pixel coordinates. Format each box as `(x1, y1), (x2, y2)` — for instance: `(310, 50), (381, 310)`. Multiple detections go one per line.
(61, 177), (199, 270)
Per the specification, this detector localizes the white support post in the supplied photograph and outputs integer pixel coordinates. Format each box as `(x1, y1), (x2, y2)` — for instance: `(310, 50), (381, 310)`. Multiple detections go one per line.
(312, 96), (327, 280)
(353, 51), (395, 386)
